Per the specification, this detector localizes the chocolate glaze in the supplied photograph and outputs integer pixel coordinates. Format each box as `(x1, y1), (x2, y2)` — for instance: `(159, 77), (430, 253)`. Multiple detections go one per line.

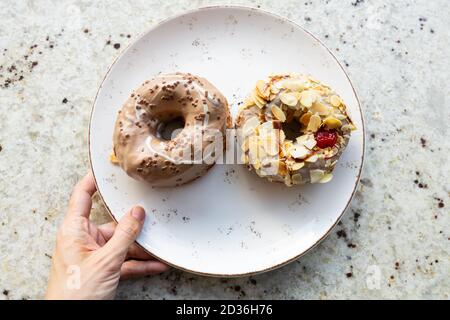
(113, 73), (231, 187)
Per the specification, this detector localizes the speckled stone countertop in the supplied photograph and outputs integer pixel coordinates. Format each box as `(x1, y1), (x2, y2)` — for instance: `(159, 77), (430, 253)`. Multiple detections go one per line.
(0, 0), (448, 300)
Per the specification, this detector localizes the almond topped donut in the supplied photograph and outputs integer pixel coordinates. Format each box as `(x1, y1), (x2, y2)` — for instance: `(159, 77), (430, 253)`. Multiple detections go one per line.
(112, 73), (231, 187)
(236, 73), (356, 186)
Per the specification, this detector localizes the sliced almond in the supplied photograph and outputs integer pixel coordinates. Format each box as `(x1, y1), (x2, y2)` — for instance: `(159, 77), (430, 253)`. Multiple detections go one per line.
(323, 117), (342, 130)
(271, 105), (286, 122)
(334, 113), (347, 120)
(330, 95), (341, 107)
(305, 154), (319, 162)
(257, 121), (275, 134)
(282, 78), (305, 91)
(291, 91), (302, 101)
(312, 85), (326, 94)
(262, 135), (279, 156)
(290, 144), (310, 159)
(300, 90), (315, 107)
(310, 169), (325, 183)
(270, 84), (280, 94)
(319, 173), (333, 183)
(256, 79), (265, 91)
(256, 80), (271, 98)
(252, 90), (266, 108)
(308, 75), (320, 83)
(306, 114), (321, 132)
(257, 143), (268, 157)
(291, 162), (305, 171)
(240, 138), (249, 151)
(253, 159), (262, 170)
(279, 92), (298, 107)
(324, 146), (339, 159)
(242, 116), (260, 135)
(282, 141), (294, 156)
(296, 134), (310, 143)
(303, 137), (317, 150)
(244, 96), (255, 107)
(279, 129), (286, 143)
(312, 102), (332, 116)
(248, 136), (259, 161)
(299, 112), (312, 126)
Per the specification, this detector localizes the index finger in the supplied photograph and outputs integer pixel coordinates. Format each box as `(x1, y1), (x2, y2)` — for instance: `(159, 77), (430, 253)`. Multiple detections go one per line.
(67, 172), (97, 218)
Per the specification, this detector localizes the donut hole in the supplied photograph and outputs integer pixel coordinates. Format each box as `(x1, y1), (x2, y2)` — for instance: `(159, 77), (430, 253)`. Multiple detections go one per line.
(156, 117), (185, 141)
(281, 118), (302, 141)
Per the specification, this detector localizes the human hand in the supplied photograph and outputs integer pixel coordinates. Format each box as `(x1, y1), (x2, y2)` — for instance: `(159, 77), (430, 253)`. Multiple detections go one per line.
(45, 173), (169, 300)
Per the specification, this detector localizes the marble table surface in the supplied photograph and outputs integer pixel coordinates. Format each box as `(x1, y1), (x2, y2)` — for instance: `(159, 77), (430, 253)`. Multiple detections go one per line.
(0, 0), (448, 300)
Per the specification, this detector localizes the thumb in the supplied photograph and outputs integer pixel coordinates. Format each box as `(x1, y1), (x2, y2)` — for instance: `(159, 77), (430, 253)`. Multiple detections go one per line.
(103, 206), (146, 258)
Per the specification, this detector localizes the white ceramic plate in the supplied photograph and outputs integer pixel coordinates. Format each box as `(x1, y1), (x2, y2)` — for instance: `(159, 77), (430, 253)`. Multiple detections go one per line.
(89, 6), (364, 276)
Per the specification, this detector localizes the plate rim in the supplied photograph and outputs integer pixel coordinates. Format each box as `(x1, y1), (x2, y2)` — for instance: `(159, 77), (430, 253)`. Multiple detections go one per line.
(88, 5), (366, 277)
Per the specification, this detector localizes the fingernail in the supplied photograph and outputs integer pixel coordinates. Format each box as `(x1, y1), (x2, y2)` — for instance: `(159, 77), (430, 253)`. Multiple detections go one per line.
(131, 206), (145, 222)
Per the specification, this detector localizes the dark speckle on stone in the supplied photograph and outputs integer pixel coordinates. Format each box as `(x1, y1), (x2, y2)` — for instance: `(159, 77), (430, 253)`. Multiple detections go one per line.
(417, 182), (428, 189)
(62, 98), (68, 104)
(84, 28), (89, 33)
(2, 289), (9, 296)
(234, 285), (241, 291)
(420, 137), (427, 148)
(114, 43), (121, 49)
(352, 210), (361, 224)
(351, 0), (364, 6)
(360, 178), (373, 187)
(250, 278), (257, 285)
(346, 272), (353, 278)
(337, 229), (347, 239)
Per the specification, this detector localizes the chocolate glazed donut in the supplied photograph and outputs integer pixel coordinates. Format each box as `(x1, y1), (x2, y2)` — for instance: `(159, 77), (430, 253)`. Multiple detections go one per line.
(113, 73), (231, 187)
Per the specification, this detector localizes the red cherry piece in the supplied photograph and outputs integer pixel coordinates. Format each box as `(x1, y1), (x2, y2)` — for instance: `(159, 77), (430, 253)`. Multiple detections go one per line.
(315, 130), (337, 148)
